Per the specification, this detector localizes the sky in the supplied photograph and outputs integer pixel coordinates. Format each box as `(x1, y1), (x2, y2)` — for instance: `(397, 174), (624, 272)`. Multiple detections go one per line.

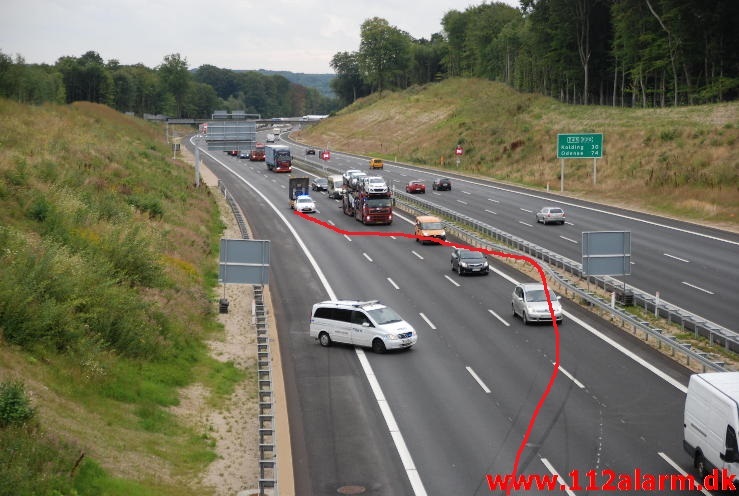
(2, 0), (521, 74)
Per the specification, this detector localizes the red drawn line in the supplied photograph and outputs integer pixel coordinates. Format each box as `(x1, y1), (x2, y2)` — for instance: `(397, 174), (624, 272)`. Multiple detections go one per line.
(293, 210), (561, 490)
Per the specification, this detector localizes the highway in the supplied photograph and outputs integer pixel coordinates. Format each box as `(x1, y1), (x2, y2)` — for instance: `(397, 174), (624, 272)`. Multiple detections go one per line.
(188, 134), (731, 495)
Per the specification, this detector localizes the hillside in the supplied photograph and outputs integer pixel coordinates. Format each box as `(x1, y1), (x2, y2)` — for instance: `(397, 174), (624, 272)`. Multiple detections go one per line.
(0, 99), (250, 495)
(294, 78), (739, 229)
(255, 69), (336, 98)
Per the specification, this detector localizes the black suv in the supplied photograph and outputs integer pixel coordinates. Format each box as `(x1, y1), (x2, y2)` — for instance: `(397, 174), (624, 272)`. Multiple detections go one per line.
(451, 248), (490, 275)
(433, 177), (452, 190)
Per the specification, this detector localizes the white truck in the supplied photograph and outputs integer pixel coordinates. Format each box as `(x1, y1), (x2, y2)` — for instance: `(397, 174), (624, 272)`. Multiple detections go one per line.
(684, 372), (739, 487)
(266, 133), (276, 143)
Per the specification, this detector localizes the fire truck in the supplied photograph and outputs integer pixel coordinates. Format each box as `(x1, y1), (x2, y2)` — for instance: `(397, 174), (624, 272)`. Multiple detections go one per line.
(341, 177), (393, 225)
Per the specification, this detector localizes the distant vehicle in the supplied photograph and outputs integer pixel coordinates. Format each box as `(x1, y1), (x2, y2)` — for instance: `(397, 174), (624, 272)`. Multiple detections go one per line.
(369, 158), (384, 169)
(511, 282), (563, 325)
(309, 300), (417, 353)
(535, 207), (566, 225)
(239, 150), (249, 159)
(342, 169), (363, 186)
(288, 177), (310, 209)
(306, 148), (316, 155)
(266, 133), (276, 143)
(451, 248), (490, 275)
(684, 372), (739, 486)
(250, 144), (265, 161)
(265, 144), (292, 172)
(227, 150), (238, 157)
(405, 180), (426, 194)
(327, 174), (345, 199)
(414, 215), (446, 244)
(360, 176), (388, 194)
(432, 177), (452, 191)
(311, 177), (328, 191)
(294, 195), (316, 213)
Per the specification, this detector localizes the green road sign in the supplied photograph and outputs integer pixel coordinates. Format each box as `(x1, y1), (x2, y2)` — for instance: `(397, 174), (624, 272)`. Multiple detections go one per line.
(557, 133), (603, 158)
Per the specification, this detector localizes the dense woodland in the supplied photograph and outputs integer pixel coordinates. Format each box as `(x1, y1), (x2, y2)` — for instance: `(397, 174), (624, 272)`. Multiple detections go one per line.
(331, 0), (739, 107)
(0, 51), (339, 118)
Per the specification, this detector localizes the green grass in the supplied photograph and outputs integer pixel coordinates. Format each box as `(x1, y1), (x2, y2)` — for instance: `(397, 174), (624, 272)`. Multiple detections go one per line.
(0, 99), (238, 495)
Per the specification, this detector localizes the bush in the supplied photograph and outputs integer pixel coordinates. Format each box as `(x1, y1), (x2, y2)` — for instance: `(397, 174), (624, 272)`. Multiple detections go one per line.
(0, 381), (35, 428)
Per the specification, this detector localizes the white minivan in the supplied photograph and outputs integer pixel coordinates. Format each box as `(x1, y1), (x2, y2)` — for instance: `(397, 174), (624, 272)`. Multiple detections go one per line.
(684, 372), (739, 486)
(309, 300), (417, 353)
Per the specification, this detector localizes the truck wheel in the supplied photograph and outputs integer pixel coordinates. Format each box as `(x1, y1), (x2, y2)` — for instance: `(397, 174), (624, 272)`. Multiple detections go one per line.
(695, 452), (707, 480)
(372, 338), (387, 354)
(318, 332), (332, 347)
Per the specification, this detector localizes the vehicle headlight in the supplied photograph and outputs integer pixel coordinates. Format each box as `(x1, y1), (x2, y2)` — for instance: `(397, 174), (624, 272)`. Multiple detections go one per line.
(460, 262), (468, 267)
(387, 334), (399, 340)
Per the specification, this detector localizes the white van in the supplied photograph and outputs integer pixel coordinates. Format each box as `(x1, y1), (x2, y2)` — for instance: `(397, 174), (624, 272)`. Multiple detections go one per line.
(309, 300), (417, 353)
(684, 372), (739, 485)
(327, 174), (345, 199)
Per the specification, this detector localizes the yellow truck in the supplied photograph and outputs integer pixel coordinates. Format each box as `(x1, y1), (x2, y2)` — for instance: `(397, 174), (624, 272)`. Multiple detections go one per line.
(369, 158), (384, 169)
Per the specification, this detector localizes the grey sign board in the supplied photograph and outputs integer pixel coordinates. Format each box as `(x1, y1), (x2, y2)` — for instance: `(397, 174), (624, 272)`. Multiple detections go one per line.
(219, 239), (270, 285)
(582, 231), (631, 276)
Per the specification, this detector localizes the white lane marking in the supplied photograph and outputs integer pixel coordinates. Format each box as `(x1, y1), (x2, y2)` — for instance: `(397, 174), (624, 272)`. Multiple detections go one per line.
(682, 281), (714, 295)
(344, 234), (352, 242)
(457, 200), (468, 205)
(462, 191), (471, 195)
(357, 350), (428, 495)
(193, 139), (429, 496)
(488, 198), (500, 203)
(444, 275), (461, 287)
(411, 251), (424, 260)
(488, 309), (510, 327)
(363, 252), (373, 263)
(519, 221), (534, 227)
(520, 208), (533, 213)
(560, 236), (579, 244)
(419, 313), (436, 330)
(665, 253), (690, 263)
(484, 209), (498, 215)
(466, 366), (491, 394)
(390, 235), (397, 240)
(658, 452), (713, 496)
(327, 219), (335, 226)
(540, 458), (576, 496)
(388, 278), (400, 290)
(552, 363), (585, 389)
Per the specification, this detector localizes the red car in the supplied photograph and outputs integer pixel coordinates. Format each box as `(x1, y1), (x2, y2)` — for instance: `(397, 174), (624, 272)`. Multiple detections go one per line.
(406, 180), (426, 194)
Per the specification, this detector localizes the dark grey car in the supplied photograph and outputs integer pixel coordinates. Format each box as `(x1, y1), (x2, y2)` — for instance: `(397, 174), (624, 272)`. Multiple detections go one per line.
(451, 248), (490, 275)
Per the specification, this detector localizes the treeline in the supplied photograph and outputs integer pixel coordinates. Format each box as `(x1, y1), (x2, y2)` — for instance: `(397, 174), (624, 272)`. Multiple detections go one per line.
(0, 50), (339, 118)
(331, 0), (739, 107)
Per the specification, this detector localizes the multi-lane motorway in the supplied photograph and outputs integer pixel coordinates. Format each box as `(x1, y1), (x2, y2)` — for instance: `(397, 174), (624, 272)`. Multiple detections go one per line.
(188, 133), (737, 495)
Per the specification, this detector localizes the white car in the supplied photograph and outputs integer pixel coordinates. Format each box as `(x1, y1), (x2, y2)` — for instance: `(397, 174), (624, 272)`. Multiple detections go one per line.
(310, 300), (417, 353)
(535, 206), (566, 225)
(361, 176), (388, 194)
(511, 282), (563, 324)
(294, 195), (316, 213)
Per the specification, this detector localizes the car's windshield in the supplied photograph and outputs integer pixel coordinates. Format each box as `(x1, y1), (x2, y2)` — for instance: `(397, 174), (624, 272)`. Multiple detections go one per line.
(367, 307), (403, 325)
(526, 289), (557, 302)
(421, 222), (443, 230)
(461, 251), (485, 260)
(297, 198), (311, 203)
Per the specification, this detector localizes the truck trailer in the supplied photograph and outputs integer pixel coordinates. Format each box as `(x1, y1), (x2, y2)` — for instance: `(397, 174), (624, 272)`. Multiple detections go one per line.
(341, 177), (393, 225)
(265, 144), (292, 172)
(288, 177), (310, 209)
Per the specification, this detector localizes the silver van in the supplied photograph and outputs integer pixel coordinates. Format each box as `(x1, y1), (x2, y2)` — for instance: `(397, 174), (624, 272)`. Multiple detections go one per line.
(309, 300), (417, 353)
(327, 174), (345, 199)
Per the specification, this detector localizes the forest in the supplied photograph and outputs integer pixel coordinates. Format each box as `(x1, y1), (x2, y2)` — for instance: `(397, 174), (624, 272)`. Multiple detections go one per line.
(0, 51), (339, 118)
(330, 0), (739, 107)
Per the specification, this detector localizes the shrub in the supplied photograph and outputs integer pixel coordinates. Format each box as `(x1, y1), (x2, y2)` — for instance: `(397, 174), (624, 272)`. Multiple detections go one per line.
(0, 380), (36, 428)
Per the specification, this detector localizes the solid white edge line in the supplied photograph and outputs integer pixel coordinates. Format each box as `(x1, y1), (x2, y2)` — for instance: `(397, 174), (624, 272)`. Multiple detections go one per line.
(658, 451), (713, 496)
(194, 139), (428, 496)
(487, 309), (510, 327)
(466, 366), (492, 393)
(419, 312), (437, 330)
(540, 458), (577, 496)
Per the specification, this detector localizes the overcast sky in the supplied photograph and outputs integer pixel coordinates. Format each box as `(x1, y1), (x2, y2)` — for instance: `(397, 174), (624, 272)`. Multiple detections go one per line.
(2, 0), (521, 74)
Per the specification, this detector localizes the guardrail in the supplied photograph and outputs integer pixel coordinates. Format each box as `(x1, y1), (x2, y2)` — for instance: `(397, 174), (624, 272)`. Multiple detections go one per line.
(293, 158), (734, 372)
(218, 181), (278, 494)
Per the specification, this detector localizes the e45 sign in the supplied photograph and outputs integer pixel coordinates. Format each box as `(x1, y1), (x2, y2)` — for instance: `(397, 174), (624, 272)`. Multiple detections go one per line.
(557, 133), (603, 159)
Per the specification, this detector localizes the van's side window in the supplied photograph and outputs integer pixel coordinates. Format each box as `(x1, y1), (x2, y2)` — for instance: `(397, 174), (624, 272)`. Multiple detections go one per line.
(726, 425), (738, 452)
(314, 307), (352, 323)
(351, 311), (371, 326)
(314, 307), (333, 319)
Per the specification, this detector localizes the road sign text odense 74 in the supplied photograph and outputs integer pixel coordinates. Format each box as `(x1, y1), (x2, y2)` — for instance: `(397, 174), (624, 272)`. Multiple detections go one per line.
(557, 133), (603, 159)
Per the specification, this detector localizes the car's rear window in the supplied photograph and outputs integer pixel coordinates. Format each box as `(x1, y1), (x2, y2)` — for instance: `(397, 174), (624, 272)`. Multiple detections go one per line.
(549, 208), (563, 214)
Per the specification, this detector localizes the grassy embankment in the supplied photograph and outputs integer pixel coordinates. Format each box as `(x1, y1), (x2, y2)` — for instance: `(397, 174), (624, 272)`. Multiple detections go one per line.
(0, 99), (245, 495)
(296, 78), (738, 229)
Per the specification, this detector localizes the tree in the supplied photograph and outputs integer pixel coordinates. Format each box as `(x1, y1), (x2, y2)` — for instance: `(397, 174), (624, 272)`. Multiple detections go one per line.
(157, 53), (190, 118)
(330, 51), (369, 105)
(357, 17), (412, 92)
